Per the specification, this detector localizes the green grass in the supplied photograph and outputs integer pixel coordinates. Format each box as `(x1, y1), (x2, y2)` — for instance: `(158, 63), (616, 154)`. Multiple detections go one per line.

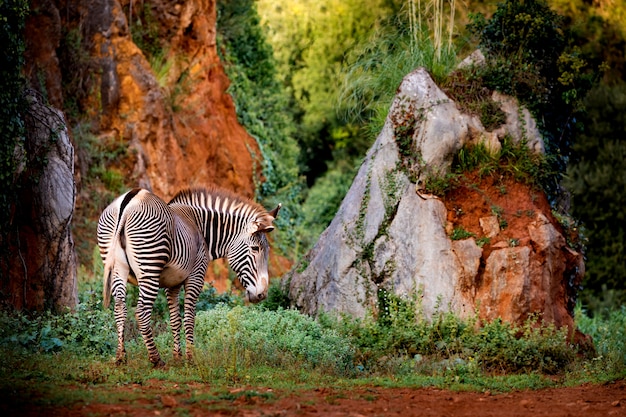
(0, 285), (624, 409)
(422, 135), (553, 198)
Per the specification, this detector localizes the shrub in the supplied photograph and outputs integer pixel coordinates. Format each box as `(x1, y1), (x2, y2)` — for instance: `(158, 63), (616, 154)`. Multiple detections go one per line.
(575, 304), (626, 379)
(0, 306), (116, 356)
(193, 305), (354, 379)
(330, 290), (577, 376)
(424, 136), (550, 197)
(467, 0), (597, 198)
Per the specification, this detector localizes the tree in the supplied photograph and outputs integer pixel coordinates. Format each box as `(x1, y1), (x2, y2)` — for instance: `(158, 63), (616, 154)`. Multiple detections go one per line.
(565, 83), (626, 309)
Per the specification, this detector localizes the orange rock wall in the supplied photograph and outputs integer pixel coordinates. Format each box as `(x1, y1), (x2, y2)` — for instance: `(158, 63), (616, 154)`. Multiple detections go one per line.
(85, 0), (261, 199)
(24, 0), (283, 292)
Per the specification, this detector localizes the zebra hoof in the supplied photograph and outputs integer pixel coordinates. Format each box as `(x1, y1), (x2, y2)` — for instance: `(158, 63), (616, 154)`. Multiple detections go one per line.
(115, 356), (127, 366)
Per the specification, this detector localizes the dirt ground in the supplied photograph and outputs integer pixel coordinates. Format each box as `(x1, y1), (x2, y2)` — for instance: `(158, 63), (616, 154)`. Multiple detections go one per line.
(8, 379), (625, 417)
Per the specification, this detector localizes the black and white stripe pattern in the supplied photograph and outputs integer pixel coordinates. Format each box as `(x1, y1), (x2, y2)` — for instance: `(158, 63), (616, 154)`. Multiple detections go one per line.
(169, 187), (280, 301)
(98, 187), (279, 367)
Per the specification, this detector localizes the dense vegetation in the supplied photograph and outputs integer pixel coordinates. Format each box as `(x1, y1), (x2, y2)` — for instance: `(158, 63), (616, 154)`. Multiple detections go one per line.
(0, 0), (28, 269)
(218, 0), (626, 310)
(0, 0), (624, 405)
(0, 282), (624, 404)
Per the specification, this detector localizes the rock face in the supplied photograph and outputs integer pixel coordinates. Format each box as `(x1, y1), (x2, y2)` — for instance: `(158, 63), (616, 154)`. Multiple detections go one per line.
(286, 67), (584, 330)
(80, 0), (260, 199)
(0, 91), (78, 311)
(21, 0), (281, 293)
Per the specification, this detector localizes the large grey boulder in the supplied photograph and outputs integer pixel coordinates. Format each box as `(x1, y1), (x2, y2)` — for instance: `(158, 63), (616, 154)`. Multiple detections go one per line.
(285, 67), (583, 329)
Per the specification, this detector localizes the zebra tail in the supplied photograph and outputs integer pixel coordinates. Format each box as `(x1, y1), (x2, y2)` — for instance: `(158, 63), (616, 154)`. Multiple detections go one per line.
(102, 260), (113, 309)
(102, 210), (127, 310)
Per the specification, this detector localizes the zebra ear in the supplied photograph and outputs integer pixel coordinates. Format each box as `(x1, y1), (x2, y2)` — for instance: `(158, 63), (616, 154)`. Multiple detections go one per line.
(254, 204), (281, 234)
(268, 203), (282, 219)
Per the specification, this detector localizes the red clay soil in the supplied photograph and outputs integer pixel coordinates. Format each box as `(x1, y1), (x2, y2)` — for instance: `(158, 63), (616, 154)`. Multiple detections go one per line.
(443, 170), (565, 260)
(7, 380), (625, 417)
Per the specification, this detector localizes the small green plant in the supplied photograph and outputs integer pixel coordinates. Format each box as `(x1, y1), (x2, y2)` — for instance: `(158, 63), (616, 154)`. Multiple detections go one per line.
(476, 236), (491, 247)
(422, 171), (460, 197)
(450, 227), (475, 240)
(126, 1), (163, 60)
(261, 281), (291, 311)
(490, 205), (503, 217)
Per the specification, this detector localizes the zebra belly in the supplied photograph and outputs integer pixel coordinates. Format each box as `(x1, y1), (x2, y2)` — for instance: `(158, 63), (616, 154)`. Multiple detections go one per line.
(158, 266), (188, 288)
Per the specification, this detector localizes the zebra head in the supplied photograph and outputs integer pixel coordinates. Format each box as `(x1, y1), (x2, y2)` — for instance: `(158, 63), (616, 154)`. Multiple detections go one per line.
(227, 203), (281, 303)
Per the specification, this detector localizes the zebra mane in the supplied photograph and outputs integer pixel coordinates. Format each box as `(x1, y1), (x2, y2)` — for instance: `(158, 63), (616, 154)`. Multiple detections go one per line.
(169, 186), (267, 218)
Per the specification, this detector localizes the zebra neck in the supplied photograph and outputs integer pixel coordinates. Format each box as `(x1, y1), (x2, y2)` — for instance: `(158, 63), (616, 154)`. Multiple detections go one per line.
(201, 209), (246, 261)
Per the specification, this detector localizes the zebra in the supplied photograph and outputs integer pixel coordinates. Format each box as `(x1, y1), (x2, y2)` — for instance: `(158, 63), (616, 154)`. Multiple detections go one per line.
(97, 187), (280, 367)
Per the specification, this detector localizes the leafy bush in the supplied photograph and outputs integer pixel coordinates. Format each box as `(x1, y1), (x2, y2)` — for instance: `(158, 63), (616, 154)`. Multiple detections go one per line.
(193, 305), (355, 379)
(260, 281), (291, 311)
(329, 290), (577, 376)
(217, 0), (305, 255)
(575, 304), (626, 379)
(467, 0), (597, 197)
(0, 305), (116, 356)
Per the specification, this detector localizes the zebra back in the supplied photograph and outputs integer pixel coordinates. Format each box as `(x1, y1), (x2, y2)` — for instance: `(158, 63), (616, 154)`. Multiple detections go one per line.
(169, 187), (275, 259)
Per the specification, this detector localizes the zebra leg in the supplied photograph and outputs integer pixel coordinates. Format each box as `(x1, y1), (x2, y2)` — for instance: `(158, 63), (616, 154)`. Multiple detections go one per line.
(112, 278), (128, 365)
(135, 282), (165, 367)
(166, 285), (183, 360)
(183, 274), (205, 361)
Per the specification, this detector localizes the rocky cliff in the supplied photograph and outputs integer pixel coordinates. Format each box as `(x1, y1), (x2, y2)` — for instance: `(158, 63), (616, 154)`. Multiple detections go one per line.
(26, 0), (260, 199)
(21, 0), (279, 293)
(286, 67), (584, 331)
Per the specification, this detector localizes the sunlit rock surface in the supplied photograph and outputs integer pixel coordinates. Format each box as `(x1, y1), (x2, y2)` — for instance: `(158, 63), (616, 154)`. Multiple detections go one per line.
(286, 67), (583, 330)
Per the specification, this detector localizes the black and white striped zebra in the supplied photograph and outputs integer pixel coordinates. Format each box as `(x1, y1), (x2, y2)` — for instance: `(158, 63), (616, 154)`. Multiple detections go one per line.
(97, 187), (280, 367)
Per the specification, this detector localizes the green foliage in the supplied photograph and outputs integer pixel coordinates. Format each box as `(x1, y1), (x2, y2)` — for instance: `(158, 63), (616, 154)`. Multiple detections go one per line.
(258, 0), (394, 184)
(424, 137), (550, 196)
(330, 290), (580, 376)
(575, 304), (626, 380)
(340, 7), (459, 143)
(565, 82), (626, 308)
(298, 160), (357, 248)
(0, 0), (28, 241)
(467, 0), (598, 197)
(217, 0), (305, 255)
(450, 227), (475, 240)
(57, 26), (93, 124)
(260, 280), (291, 311)
(194, 305), (355, 380)
(0, 304), (116, 356)
(442, 69), (507, 131)
(125, 1), (163, 60)
(72, 126), (130, 265)
(1, 283), (625, 400)
(551, 0), (625, 84)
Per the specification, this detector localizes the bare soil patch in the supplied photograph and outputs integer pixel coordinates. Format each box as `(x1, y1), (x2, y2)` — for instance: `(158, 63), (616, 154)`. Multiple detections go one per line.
(5, 380), (625, 417)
